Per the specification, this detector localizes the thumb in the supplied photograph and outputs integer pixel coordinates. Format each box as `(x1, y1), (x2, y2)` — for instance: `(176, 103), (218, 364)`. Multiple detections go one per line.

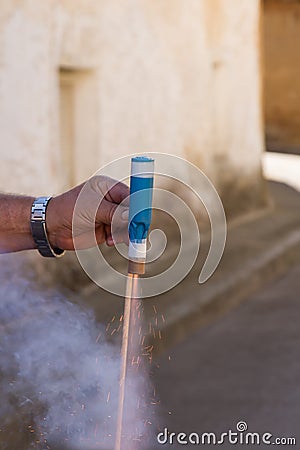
(96, 199), (129, 226)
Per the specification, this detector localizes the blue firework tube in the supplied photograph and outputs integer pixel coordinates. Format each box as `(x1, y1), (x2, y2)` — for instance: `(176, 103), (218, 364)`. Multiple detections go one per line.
(128, 156), (154, 265)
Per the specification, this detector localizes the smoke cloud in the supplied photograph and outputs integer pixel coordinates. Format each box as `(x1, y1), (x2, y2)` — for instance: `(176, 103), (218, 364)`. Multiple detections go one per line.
(0, 255), (156, 450)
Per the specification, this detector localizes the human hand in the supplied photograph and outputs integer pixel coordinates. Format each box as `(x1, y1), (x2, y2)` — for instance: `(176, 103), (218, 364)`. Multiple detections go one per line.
(46, 176), (129, 251)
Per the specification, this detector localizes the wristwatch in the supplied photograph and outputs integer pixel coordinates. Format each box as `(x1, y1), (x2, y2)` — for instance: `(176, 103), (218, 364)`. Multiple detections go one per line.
(30, 196), (65, 258)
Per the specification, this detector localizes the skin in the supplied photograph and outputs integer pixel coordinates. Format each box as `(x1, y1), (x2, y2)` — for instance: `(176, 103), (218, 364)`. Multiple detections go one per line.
(0, 176), (129, 254)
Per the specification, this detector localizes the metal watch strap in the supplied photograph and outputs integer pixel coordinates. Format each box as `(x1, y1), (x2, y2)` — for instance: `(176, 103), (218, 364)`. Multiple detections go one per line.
(30, 196), (65, 258)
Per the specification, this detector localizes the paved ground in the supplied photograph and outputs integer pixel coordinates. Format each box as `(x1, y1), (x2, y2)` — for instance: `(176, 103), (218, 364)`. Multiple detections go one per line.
(152, 262), (300, 449)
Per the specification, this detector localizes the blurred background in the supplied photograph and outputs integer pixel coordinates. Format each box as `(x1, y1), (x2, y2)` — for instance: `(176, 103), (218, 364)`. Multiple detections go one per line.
(0, 0), (300, 449)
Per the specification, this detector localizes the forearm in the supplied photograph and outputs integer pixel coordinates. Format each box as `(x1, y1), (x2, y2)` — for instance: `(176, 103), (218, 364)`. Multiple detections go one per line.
(0, 194), (36, 253)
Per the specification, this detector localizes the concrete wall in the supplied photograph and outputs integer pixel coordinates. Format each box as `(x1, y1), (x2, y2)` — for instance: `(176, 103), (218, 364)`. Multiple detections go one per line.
(0, 0), (266, 216)
(264, 0), (300, 154)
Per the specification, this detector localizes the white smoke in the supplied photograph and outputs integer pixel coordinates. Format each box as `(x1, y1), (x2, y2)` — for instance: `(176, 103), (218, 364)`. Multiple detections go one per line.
(0, 255), (157, 450)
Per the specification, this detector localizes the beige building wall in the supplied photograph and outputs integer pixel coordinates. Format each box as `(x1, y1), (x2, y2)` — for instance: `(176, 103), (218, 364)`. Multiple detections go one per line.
(264, 0), (300, 154)
(0, 0), (266, 215)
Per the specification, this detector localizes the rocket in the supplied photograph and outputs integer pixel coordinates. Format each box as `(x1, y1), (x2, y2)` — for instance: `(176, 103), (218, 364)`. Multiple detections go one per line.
(128, 156), (154, 274)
